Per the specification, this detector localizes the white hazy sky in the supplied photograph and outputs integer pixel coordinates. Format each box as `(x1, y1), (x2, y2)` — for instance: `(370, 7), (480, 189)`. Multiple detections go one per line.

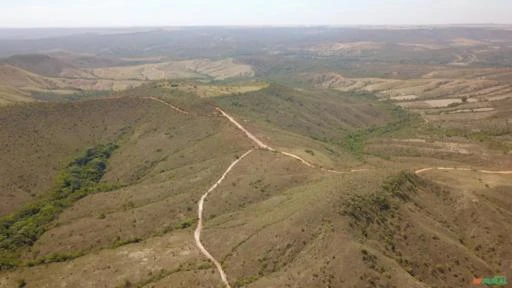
(0, 0), (511, 27)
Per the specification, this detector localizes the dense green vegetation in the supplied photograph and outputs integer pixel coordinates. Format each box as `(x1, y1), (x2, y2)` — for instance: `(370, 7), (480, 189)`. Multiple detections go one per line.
(0, 143), (119, 270)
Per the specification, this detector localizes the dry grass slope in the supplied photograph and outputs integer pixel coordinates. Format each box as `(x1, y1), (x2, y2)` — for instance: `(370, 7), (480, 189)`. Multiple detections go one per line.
(91, 58), (254, 81)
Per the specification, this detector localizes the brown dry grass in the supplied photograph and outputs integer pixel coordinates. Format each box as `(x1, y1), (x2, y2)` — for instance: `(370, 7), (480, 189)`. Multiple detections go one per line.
(0, 85), (33, 105)
(304, 70), (512, 136)
(91, 58), (254, 81)
(303, 41), (385, 56)
(0, 80), (510, 288)
(0, 230), (216, 288)
(158, 81), (268, 98)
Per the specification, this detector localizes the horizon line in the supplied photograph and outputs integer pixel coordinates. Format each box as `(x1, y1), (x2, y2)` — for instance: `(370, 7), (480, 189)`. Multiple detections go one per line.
(1, 23), (512, 29)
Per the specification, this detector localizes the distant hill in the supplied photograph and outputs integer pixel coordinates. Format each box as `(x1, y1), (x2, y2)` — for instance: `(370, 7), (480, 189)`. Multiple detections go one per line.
(0, 64), (55, 87)
(0, 54), (74, 77)
(0, 54), (256, 106)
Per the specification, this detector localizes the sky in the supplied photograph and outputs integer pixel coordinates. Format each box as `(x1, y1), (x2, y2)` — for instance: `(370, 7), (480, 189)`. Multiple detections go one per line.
(0, 0), (511, 28)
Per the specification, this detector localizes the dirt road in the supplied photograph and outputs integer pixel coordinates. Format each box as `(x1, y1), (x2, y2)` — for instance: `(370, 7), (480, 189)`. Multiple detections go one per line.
(216, 107), (368, 174)
(194, 149), (254, 288)
(216, 107), (272, 150)
(415, 167), (512, 175)
(144, 97), (190, 114)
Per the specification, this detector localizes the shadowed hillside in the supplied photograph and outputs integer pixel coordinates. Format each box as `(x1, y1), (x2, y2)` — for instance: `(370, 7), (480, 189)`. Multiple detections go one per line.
(0, 54), (74, 77)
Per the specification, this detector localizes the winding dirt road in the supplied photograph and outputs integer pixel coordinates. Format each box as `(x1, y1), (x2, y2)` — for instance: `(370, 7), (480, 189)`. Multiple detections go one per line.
(194, 149), (254, 288)
(149, 98), (510, 287)
(216, 107), (368, 174)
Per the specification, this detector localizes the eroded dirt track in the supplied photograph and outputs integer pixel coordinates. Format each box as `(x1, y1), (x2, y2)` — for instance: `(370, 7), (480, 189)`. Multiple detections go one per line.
(194, 149), (254, 288)
(415, 167), (512, 175)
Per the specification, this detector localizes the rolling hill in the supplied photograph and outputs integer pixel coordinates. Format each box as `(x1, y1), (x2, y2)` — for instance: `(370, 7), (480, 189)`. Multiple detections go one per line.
(0, 81), (510, 288)
(0, 54), (256, 105)
(0, 27), (511, 288)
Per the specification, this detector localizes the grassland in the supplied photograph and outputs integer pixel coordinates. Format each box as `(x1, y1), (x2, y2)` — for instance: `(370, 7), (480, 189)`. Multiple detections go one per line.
(0, 27), (511, 288)
(91, 58), (254, 81)
(0, 83), (510, 288)
(0, 93), (258, 287)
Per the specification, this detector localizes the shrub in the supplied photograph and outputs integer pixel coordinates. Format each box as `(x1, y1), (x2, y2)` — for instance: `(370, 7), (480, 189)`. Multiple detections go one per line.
(16, 279), (26, 288)
(180, 219), (193, 229)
